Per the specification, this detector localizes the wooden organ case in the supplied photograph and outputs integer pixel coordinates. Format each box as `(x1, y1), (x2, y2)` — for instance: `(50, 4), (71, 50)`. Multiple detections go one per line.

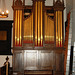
(12, 0), (65, 75)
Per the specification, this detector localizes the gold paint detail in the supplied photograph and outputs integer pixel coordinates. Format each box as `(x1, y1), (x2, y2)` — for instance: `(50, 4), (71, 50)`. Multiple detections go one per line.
(18, 10), (19, 45)
(56, 11), (63, 47)
(38, 1), (41, 46)
(41, 2), (43, 46)
(32, 12), (33, 41)
(15, 10), (17, 45)
(60, 11), (62, 46)
(20, 10), (22, 45)
(56, 11), (58, 46)
(14, 10), (22, 46)
(35, 1), (38, 46)
(23, 12), (33, 43)
(44, 11), (54, 44)
(34, 1), (43, 46)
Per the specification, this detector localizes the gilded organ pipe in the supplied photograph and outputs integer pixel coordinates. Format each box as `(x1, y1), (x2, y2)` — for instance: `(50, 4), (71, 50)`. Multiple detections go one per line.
(44, 11), (54, 44)
(23, 12), (33, 43)
(34, 1), (43, 46)
(14, 10), (22, 46)
(56, 11), (63, 47)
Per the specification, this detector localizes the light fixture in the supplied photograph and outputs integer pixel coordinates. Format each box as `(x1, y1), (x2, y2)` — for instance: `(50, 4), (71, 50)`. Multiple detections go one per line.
(0, 0), (9, 18)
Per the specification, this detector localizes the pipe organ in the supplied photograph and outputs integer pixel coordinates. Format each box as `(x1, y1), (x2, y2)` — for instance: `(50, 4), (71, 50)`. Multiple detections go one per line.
(12, 0), (65, 75)
(14, 10), (23, 46)
(23, 12), (33, 44)
(34, 1), (43, 46)
(55, 11), (63, 47)
(44, 11), (54, 44)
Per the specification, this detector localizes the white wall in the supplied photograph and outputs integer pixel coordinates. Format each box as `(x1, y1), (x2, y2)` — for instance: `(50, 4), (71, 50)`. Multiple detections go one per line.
(0, 56), (12, 67)
(45, 0), (53, 6)
(25, 0), (53, 6)
(64, 0), (67, 38)
(66, 0), (73, 14)
(25, 0), (33, 5)
(0, 0), (13, 20)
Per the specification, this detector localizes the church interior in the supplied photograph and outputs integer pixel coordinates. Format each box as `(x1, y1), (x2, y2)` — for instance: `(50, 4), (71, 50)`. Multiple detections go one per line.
(0, 0), (74, 75)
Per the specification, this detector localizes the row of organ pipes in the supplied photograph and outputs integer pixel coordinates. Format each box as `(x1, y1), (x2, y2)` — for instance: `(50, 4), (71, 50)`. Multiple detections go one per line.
(13, 0), (64, 47)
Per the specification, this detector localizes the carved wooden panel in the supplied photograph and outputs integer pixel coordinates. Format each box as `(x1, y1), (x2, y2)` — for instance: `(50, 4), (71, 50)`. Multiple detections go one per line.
(55, 53), (64, 74)
(24, 50), (38, 70)
(24, 50), (54, 71)
(40, 50), (53, 70)
(13, 51), (24, 72)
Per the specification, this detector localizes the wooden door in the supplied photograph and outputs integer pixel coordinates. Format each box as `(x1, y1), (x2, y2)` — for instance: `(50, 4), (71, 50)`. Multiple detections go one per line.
(39, 50), (53, 70)
(24, 50), (38, 70)
(54, 52), (64, 75)
(24, 50), (54, 74)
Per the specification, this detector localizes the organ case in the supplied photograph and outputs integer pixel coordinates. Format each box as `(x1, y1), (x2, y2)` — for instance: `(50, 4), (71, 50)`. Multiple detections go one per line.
(12, 0), (65, 75)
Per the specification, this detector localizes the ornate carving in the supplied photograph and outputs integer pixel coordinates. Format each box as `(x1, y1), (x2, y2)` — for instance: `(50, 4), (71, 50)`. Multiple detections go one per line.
(23, 0), (25, 6)
(53, 0), (65, 10)
(15, 0), (22, 6)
